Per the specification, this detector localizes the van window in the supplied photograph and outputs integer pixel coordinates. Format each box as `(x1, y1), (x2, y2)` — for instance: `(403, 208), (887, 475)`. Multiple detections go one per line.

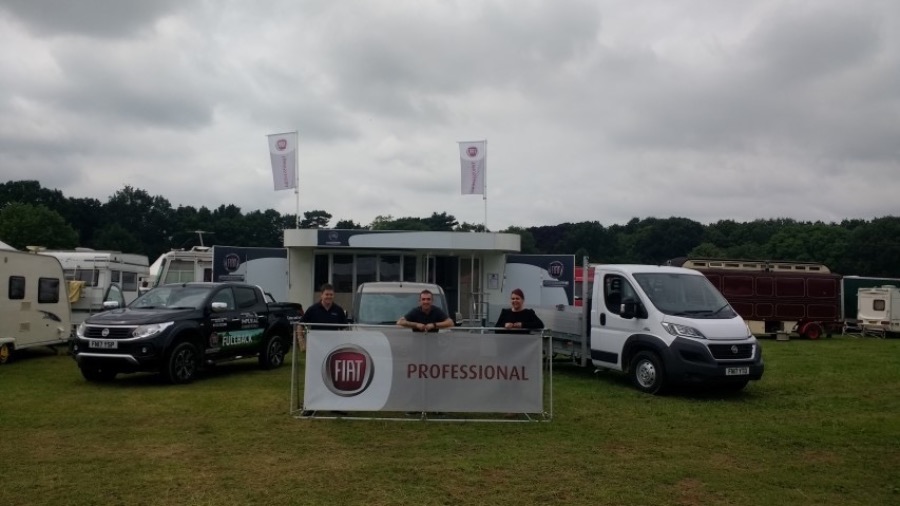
(38, 277), (60, 303)
(603, 275), (637, 315)
(9, 276), (25, 299)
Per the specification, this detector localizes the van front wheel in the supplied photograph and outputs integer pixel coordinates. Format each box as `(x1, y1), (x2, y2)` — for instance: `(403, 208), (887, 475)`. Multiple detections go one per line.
(629, 351), (667, 395)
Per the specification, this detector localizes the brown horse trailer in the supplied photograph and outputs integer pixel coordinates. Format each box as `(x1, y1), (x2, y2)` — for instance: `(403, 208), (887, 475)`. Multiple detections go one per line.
(669, 258), (841, 339)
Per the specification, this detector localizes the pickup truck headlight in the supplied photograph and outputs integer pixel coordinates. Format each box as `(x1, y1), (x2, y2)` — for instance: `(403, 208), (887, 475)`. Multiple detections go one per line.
(76, 322), (87, 338)
(132, 322), (174, 339)
(661, 322), (707, 339)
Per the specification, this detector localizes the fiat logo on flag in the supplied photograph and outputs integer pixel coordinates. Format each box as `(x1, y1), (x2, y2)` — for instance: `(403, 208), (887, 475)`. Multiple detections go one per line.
(322, 345), (374, 396)
(548, 261), (564, 278)
(276, 139), (287, 151)
(467, 146), (478, 157)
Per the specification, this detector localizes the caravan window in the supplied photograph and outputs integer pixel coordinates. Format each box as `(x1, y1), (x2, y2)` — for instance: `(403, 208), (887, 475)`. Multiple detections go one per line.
(110, 270), (121, 283)
(122, 272), (138, 291)
(66, 269), (99, 287)
(38, 277), (60, 303)
(9, 276), (25, 299)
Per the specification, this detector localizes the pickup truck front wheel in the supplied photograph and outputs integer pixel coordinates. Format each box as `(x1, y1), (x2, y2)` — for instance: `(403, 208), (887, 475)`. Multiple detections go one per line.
(163, 341), (199, 384)
(629, 350), (667, 395)
(259, 334), (286, 370)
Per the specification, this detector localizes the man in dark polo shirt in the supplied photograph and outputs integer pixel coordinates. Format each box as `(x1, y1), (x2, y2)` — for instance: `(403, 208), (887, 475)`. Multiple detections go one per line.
(300, 283), (347, 330)
(396, 289), (454, 332)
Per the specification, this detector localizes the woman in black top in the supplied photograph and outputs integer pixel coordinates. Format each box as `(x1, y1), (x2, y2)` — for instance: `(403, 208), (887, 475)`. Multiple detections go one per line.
(495, 288), (544, 334)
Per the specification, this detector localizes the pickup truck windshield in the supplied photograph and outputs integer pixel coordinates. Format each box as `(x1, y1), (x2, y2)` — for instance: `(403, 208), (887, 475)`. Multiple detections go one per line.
(131, 285), (213, 310)
(633, 273), (736, 319)
(356, 293), (448, 325)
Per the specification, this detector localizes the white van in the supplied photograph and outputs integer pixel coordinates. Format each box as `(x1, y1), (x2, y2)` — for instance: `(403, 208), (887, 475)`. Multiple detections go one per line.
(539, 264), (764, 394)
(0, 249), (72, 363)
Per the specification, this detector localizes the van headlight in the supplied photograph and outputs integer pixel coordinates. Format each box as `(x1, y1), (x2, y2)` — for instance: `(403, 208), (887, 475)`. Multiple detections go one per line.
(132, 322), (174, 339)
(661, 322), (706, 339)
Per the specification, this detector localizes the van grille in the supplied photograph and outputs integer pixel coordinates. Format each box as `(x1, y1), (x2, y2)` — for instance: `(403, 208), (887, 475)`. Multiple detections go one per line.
(83, 326), (137, 340)
(708, 343), (754, 360)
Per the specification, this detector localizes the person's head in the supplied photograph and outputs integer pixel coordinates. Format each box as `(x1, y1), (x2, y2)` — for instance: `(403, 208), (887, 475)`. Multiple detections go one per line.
(419, 289), (434, 312)
(319, 283), (335, 306)
(510, 288), (525, 311)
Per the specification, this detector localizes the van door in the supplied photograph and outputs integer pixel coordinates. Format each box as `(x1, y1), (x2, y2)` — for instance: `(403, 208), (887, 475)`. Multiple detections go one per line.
(592, 273), (646, 370)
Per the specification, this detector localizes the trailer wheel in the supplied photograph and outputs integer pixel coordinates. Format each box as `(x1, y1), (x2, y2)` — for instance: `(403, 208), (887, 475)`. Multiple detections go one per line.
(259, 334), (287, 370)
(80, 366), (117, 382)
(0, 343), (12, 365)
(629, 351), (667, 395)
(162, 341), (199, 384)
(803, 323), (824, 340)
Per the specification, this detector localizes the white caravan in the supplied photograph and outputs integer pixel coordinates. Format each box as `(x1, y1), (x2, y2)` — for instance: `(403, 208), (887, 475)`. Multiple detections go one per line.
(41, 249), (150, 328)
(142, 246), (213, 292)
(0, 248), (72, 364)
(857, 285), (900, 336)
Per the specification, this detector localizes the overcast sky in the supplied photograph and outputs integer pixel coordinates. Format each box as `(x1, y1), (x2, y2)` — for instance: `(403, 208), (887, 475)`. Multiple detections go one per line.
(2, 0), (898, 231)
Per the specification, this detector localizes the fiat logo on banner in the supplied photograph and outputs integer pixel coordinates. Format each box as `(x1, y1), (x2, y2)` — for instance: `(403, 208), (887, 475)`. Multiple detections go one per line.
(467, 146), (478, 157)
(276, 139), (287, 151)
(548, 261), (564, 278)
(322, 345), (374, 396)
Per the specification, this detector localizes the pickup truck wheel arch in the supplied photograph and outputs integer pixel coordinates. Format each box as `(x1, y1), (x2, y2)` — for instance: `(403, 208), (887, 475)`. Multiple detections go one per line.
(163, 341), (199, 384)
(259, 334), (287, 370)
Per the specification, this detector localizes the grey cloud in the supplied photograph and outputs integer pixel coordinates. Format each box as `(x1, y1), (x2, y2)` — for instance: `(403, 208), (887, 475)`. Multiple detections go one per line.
(0, 0), (183, 38)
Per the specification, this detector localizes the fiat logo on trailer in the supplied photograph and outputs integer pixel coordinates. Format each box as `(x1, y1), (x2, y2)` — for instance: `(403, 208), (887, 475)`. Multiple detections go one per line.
(322, 345), (374, 397)
(548, 261), (564, 278)
(223, 253), (241, 272)
(276, 139), (287, 151)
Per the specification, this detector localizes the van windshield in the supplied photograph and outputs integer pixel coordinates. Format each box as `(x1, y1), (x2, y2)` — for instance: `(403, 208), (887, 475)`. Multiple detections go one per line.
(356, 293), (448, 325)
(633, 273), (735, 319)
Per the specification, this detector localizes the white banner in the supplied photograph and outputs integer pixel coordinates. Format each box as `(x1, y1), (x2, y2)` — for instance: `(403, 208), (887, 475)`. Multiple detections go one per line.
(268, 132), (298, 191)
(303, 329), (543, 413)
(459, 140), (486, 195)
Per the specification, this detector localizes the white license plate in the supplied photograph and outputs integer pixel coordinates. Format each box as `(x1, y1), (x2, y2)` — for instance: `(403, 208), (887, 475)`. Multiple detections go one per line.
(726, 366), (749, 376)
(89, 340), (118, 349)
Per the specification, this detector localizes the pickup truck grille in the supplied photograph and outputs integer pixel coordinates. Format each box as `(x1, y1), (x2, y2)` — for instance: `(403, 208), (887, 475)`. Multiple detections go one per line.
(708, 343), (754, 360)
(82, 326), (138, 340)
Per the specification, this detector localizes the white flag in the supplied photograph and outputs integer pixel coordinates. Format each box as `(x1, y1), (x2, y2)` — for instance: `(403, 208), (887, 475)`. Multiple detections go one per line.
(459, 140), (486, 195)
(268, 132), (298, 191)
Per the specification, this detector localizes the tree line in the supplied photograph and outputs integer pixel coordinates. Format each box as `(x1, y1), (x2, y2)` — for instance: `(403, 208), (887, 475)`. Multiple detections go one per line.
(2, 180), (899, 277)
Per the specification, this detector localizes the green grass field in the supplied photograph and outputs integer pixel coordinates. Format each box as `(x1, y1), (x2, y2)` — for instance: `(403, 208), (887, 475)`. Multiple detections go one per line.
(1, 336), (898, 506)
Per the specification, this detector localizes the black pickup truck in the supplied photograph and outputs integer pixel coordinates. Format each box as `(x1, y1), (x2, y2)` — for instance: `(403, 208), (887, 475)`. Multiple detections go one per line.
(71, 282), (303, 384)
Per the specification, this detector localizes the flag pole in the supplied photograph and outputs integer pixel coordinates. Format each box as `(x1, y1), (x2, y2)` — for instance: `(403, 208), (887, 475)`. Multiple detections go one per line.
(483, 139), (488, 232)
(293, 131), (300, 228)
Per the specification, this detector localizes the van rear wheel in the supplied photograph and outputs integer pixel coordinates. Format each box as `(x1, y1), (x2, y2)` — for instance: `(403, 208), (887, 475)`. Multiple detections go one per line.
(629, 351), (667, 395)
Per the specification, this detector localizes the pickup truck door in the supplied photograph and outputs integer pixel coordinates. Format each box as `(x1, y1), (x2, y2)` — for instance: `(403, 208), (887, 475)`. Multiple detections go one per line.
(208, 286), (263, 357)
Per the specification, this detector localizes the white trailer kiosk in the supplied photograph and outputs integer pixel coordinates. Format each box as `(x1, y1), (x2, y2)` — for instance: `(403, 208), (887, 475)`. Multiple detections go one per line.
(42, 249), (150, 328)
(0, 248), (72, 364)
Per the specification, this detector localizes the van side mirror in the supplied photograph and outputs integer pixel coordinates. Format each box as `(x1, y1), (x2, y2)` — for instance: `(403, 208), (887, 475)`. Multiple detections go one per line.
(620, 298), (638, 319)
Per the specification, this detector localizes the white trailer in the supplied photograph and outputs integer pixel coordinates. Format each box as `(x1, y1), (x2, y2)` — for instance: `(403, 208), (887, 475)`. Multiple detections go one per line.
(41, 249), (149, 328)
(0, 248), (72, 364)
(857, 286), (900, 337)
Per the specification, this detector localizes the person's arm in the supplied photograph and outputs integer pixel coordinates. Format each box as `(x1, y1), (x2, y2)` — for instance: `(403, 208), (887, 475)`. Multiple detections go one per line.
(397, 309), (422, 330)
(523, 309), (544, 330)
(495, 308), (511, 329)
(436, 317), (454, 329)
